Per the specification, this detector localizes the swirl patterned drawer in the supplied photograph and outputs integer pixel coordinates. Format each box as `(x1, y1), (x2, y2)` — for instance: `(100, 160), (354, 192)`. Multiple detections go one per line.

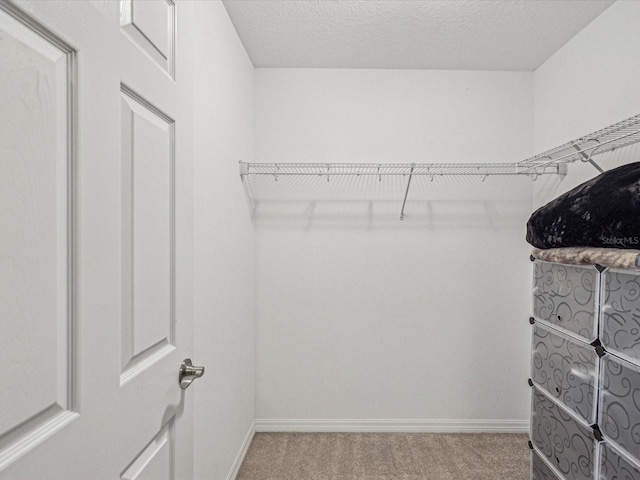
(531, 323), (599, 425)
(600, 269), (640, 367)
(599, 354), (640, 462)
(531, 387), (598, 480)
(532, 448), (563, 480)
(599, 440), (640, 480)
(533, 260), (599, 343)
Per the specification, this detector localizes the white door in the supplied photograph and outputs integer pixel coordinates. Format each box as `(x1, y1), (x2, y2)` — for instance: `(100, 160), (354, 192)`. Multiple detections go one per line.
(0, 0), (196, 478)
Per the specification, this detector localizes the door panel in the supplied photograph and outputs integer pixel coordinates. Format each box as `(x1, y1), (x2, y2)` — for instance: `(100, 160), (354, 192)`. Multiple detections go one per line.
(0, 1), (194, 478)
(0, 2), (77, 468)
(121, 422), (174, 480)
(120, 0), (175, 78)
(120, 85), (175, 382)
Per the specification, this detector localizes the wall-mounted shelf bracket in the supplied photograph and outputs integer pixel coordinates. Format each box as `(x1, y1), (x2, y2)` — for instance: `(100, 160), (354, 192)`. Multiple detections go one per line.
(571, 144), (604, 173)
(400, 165), (415, 221)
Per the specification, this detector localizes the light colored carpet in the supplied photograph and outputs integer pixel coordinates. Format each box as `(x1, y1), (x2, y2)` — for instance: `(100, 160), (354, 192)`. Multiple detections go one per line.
(236, 432), (530, 480)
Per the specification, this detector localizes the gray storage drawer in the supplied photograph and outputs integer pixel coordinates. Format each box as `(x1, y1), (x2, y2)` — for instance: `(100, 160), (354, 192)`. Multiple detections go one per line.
(599, 440), (640, 480)
(599, 354), (640, 462)
(531, 387), (598, 480)
(600, 268), (640, 367)
(532, 448), (563, 480)
(531, 323), (599, 425)
(533, 260), (599, 343)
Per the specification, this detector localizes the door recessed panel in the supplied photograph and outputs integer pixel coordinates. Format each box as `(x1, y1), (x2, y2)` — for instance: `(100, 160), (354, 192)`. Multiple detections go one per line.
(132, 1), (169, 58)
(120, 0), (175, 78)
(121, 422), (173, 480)
(0, 3), (76, 469)
(120, 85), (175, 384)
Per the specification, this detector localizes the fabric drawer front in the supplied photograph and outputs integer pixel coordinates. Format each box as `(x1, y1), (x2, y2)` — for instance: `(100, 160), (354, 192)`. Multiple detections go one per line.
(599, 440), (640, 480)
(532, 448), (564, 480)
(533, 260), (599, 343)
(531, 388), (598, 480)
(531, 323), (599, 424)
(599, 355), (640, 461)
(600, 269), (640, 366)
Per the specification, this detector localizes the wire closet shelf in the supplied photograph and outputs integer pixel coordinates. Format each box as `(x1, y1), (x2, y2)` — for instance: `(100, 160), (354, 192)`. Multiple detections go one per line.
(240, 113), (640, 219)
(241, 113), (640, 179)
(241, 162), (560, 178)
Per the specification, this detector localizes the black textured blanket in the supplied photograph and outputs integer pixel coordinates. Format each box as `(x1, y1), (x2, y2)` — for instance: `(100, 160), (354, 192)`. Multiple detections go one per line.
(526, 162), (640, 249)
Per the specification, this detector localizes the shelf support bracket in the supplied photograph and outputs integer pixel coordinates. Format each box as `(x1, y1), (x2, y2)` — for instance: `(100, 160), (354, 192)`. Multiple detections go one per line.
(239, 161), (256, 219)
(572, 144), (604, 173)
(400, 165), (415, 221)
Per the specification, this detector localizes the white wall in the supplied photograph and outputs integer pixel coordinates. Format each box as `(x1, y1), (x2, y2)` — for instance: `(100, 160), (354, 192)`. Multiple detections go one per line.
(253, 69), (534, 427)
(533, 0), (640, 207)
(187, 0), (640, 461)
(193, 2), (255, 478)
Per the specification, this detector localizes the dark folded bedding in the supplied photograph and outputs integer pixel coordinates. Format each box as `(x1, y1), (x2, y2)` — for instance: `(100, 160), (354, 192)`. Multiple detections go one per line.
(526, 162), (640, 249)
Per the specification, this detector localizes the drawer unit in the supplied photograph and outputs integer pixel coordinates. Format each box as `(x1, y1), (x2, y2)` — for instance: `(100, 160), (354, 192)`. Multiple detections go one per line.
(531, 323), (599, 424)
(531, 387), (599, 480)
(530, 255), (640, 480)
(533, 260), (599, 343)
(532, 448), (563, 480)
(600, 268), (640, 366)
(599, 354), (640, 461)
(599, 441), (640, 480)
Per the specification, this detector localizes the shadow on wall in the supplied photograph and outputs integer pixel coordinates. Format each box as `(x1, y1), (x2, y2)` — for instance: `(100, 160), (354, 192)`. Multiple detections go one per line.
(251, 198), (533, 230)
(243, 172), (536, 230)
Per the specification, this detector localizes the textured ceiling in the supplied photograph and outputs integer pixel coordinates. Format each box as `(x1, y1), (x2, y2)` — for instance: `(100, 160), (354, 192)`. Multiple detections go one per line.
(222, 0), (614, 71)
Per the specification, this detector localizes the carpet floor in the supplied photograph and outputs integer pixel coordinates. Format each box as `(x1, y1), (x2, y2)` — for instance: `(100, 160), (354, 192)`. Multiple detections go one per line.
(236, 432), (530, 480)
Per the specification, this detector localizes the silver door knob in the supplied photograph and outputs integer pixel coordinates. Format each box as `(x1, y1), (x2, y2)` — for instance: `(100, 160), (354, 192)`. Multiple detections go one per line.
(179, 358), (205, 389)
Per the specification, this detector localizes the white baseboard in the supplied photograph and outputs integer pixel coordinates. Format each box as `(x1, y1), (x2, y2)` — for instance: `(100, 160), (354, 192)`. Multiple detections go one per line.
(226, 421), (256, 480)
(254, 419), (529, 433)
